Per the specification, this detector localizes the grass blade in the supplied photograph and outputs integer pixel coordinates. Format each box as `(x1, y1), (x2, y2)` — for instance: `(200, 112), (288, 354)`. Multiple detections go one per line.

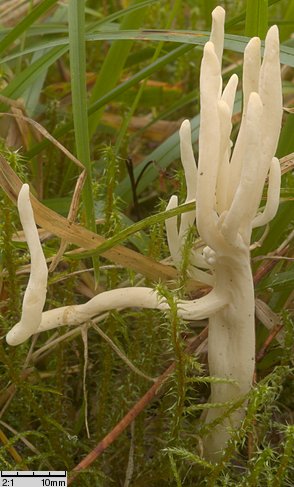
(68, 0), (98, 278)
(278, 1), (294, 41)
(245, 0), (268, 39)
(88, 0), (150, 137)
(2, 30), (294, 67)
(67, 202), (196, 260)
(0, 0), (59, 55)
(201, 0), (217, 28)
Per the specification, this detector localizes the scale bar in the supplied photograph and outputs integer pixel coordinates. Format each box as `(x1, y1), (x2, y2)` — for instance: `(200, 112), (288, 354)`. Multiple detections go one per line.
(1, 472), (66, 477)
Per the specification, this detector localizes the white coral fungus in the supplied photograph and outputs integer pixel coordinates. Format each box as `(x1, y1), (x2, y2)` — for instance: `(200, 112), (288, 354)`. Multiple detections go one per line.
(6, 6), (282, 461)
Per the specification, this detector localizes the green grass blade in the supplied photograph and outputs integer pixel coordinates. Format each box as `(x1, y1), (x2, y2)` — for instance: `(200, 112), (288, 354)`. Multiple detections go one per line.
(201, 0), (281, 30)
(68, 0), (95, 232)
(67, 201), (196, 260)
(68, 0), (99, 282)
(278, 1), (294, 41)
(88, 0), (150, 137)
(0, 0), (59, 55)
(201, 0), (217, 28)
(2, 31), (294, 67)
(84, 31), (294, 65)
(257, 271), (294, 292)
(245, 0), (268, 39)
(21, 6), (68, 117)
(277, 115), (294, 158)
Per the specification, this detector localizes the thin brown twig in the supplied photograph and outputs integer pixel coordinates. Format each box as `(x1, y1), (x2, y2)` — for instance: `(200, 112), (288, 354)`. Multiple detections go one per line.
(247, 425), (256, 460)
(68, 326), (208, 484)
(253, 255), (294, 261)
(0, 427), (29, 468)
(256, 323), (284, 363)
(253, 247), (289, 285)
(0, 111), (84, 169)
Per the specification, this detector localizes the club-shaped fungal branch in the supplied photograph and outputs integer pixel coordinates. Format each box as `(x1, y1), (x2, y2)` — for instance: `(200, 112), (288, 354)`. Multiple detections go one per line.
(6, 184), (48, 346)
(6, 5), (282, 462)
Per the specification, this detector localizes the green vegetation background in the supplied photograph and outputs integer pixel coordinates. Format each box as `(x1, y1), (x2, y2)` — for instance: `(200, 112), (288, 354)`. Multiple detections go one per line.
(0, 0), (293, 485)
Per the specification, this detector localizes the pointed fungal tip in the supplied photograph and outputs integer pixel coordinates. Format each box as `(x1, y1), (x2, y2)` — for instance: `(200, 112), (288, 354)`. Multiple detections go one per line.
(246, 36), (261, 49)
(180, 119), (191, 134)
(265, 24), (280, 44)
(18, 183), (30, 205)
(212, 6), (225, 19)
(166, 194), (178, 210)
(204, 41), (216, 54)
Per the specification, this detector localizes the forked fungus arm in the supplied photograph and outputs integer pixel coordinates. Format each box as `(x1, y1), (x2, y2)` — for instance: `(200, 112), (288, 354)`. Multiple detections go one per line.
(6, 185), (226, 345)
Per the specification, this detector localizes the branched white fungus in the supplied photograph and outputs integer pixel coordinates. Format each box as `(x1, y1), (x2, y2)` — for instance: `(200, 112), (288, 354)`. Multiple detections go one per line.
(6, 5), (282, 461)
(191, 6), (281, 460)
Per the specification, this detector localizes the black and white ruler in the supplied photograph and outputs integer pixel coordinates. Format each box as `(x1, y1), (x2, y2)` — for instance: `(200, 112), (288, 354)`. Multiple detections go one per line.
(0, 472), (67, 487)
